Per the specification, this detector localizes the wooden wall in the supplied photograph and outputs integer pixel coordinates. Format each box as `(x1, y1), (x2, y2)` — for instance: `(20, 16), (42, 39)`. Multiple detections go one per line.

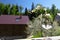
(0, 24), (28, 36)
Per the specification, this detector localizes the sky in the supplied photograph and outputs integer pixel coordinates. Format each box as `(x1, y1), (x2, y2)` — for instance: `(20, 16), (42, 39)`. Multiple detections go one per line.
(0, 0), (60, 11)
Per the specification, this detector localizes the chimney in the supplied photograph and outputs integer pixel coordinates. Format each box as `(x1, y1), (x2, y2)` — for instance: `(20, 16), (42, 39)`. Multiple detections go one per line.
(19, 14), (22, 19)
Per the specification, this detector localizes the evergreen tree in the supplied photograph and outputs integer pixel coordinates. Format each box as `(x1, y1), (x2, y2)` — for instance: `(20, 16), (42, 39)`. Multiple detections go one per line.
(31, 2), (34, 10)
(10, 5), (16, 15)
(46, 8), (51, 13)
(16, 5), (19, 15)
(20, 6), (23, 13)
(4, 4), (10, 15)
(0, 3), (5, 15)
(25, 8), (28, 15)
(51, 4), (57, 20)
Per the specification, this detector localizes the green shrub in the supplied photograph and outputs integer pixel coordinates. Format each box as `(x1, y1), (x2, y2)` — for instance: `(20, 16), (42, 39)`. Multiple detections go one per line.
(32, 31), (42, 38)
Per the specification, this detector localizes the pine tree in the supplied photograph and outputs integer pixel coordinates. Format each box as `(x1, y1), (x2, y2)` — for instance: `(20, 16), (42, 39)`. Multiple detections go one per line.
(25, 8), (28, 15)
(31, 2), (34, 10)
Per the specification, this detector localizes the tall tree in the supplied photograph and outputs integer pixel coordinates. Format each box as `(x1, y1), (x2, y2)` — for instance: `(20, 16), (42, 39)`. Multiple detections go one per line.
(25, 8), (28, 15)
(16, 5), (19, 15)
(46, 8), (51, 13)
(51, 4), (57, 20)
(31, 2), (34, 10)
(19, 6), (23, 15)
(16, 5), (19, 12)
(51, 4), (56, 14)
(10, 5), (17, 15)
(4, 4), (10, 15)
(7, 4), (10, 15)
(0, 3), (5, 15)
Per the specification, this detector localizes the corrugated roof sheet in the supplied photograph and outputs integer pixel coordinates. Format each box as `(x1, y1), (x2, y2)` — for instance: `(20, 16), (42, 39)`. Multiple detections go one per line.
(0, 15), (29, 24)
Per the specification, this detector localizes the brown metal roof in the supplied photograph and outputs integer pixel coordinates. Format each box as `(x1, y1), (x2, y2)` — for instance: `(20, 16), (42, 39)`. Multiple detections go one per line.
(0, 15), (29, 24)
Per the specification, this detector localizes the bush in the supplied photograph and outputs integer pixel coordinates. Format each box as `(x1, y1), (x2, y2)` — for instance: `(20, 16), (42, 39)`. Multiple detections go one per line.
(52, 26), (60, 36)
(32, 31), (42, 38)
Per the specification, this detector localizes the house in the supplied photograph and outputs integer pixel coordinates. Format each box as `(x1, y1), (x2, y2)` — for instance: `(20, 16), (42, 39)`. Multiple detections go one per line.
(0, 15), (29, 37)
(55, 13), (60, 22)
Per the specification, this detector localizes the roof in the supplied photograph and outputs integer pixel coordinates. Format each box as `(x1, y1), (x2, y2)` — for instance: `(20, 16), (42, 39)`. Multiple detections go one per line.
(55, 15), (60, 21)
(0, 15), (29, 24)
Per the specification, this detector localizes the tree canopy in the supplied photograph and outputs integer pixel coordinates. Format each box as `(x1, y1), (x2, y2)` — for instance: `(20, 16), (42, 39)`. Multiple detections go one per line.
(0, 3), (59, 20)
